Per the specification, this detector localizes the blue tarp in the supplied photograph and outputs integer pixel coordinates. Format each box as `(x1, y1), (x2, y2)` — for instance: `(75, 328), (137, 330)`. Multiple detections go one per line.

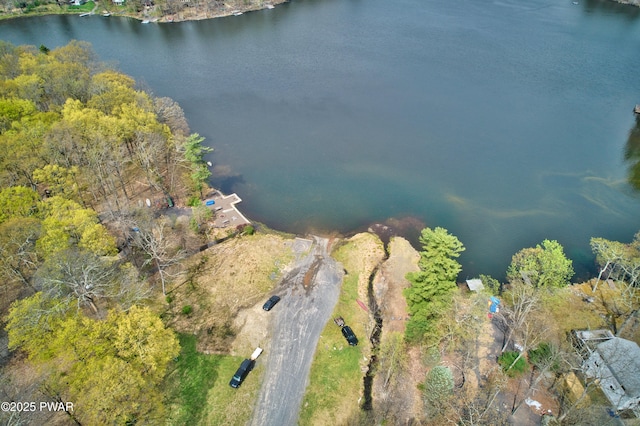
(206, 200), (215, 206)
(489, 296), (501, 313)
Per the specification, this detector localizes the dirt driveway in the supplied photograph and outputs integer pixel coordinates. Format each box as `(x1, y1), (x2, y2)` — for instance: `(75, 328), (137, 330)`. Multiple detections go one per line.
(250, 236), (344, 426)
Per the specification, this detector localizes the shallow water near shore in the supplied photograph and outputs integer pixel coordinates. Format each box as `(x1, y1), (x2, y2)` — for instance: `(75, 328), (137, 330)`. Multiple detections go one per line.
(1, 0), (640, 280)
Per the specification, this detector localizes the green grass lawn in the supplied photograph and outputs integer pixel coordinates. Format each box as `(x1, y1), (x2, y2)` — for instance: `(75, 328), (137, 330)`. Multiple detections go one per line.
(299, 237), (379, 425)
(298, 279), (364, 425)
(67, 1), (95, 12)
(165, 333), (262, 426)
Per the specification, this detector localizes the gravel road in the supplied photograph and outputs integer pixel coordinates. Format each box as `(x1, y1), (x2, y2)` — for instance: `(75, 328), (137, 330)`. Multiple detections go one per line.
(250, 236), (343, 426)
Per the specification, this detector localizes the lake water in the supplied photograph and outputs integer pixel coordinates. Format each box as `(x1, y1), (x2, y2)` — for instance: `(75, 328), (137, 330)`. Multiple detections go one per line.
(1, 0), (640, 280)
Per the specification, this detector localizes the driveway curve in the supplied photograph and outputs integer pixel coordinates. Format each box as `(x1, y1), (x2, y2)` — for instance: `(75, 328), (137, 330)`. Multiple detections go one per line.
(250, 236), (343, 426)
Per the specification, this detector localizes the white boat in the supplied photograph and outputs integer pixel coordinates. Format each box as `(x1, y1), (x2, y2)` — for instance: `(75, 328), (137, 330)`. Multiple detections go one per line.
(102, 12), (111, 16)
(266, 4), (274, 9)
(79, 12), (90, 17)
(232, 10), (243, 16)
(142, 19), (150, 23)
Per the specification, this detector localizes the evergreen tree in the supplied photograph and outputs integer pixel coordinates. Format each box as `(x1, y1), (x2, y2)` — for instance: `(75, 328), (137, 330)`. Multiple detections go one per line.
(404, 227), (464, 343)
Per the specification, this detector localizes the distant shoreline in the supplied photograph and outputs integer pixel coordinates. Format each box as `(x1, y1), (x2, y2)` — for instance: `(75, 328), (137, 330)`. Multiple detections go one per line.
(0, 0), (290, 23)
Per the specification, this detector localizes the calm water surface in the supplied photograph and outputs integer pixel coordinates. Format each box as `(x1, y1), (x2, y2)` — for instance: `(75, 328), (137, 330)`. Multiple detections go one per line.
(2, 0), (640, 280)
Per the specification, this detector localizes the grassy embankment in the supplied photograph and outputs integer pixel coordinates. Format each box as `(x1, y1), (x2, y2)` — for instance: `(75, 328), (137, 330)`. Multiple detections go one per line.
(299, 233), (385, 426)
(165, 333), (263, 426)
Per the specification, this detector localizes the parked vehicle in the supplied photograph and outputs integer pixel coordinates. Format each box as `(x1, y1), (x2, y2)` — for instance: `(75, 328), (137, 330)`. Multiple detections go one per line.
(334, 316), (358, 346)
(341, 325), (359, 346)
(229, 359), (255, 388)
(262, 295), (281, 311)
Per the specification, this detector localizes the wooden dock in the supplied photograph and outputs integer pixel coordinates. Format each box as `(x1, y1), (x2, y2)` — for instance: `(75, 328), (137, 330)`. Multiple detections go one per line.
(635, 104), (640, 114)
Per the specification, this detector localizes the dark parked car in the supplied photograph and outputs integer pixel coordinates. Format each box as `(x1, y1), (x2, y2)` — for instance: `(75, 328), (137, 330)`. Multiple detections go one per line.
(229, 359), (255, 388)
(262, 295), (281, 311)
(341, 325), (358, 346)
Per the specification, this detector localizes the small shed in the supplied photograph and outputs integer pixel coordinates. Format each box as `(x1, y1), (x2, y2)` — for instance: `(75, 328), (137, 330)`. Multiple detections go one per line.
(466, 278), (484, 292)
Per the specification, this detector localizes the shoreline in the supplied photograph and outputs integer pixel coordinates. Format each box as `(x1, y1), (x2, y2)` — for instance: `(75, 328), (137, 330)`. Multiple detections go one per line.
(0, 0), (290, 23)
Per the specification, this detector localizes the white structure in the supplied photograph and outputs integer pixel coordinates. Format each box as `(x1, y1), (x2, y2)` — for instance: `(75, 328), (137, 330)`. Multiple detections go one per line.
(465, 278), (484, 292)
(250, 347), (263, 361)
(578, 330), (640, 414)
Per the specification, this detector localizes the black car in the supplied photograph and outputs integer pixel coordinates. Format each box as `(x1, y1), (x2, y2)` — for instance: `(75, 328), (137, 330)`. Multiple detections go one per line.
(341, 325), (358, 346)
(229, 359), (255, 388)
(262, 295), (281, 311)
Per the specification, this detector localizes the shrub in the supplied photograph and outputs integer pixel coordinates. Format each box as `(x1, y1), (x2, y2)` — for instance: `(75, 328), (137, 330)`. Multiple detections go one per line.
(498, 351), (529, 377)
(187, 196), (201, 207)
(189, 217), (199, 234)
(423, 366), (454, 404)
(239, 224), (254, 235)
(422, 365), (454, 415)
(528, 342), (560, 372)
(181, 305), (193, 315)
(422, 347), (441, 368)
(166, 295), (173, 304)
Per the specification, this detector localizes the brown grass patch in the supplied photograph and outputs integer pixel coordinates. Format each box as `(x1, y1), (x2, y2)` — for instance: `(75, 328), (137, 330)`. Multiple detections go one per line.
(161, 233), (294, 353)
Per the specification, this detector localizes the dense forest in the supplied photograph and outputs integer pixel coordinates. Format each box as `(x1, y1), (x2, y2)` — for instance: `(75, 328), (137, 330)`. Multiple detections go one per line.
(0, 40), (219, 424)
(0, 40), (639, 426)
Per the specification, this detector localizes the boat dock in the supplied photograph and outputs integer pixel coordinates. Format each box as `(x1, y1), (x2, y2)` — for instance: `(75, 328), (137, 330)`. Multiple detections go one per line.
(203, 191), (251, 228)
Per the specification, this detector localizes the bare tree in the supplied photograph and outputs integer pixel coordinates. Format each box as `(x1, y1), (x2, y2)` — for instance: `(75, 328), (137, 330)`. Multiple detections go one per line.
(132, 218), (187, 295)
(154, 97), (189, 137)
(590, 237), (640, 291)
(373, 331), (414, 423)
(0, 374), (30, 426)
(497, 281), (541, 355)
(133, 131), (168, 193)
(510, 342), (562, 415)
(0, 218), (41, 292)
(35, 249), (120, 314)
(35, 249), (149, 314)
(452, 369), (509, 426)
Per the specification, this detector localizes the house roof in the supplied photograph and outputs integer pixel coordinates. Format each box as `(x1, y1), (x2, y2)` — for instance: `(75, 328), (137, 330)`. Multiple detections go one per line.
(596, 337), (640, 397)
(466, 279), (484, 292)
